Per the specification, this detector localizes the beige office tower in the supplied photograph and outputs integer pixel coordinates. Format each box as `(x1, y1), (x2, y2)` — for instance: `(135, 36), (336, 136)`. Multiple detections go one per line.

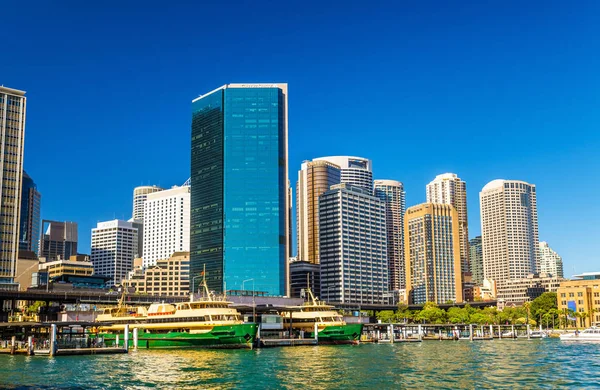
(132, 185), (163, 221)
(0, 87), (26, 286)
(480, 180), (539, 284)
(374, 180), (406, 291)
(426, 173), (469, 276)
(296, 160), (341, 264)
(404, 203), (462, 304)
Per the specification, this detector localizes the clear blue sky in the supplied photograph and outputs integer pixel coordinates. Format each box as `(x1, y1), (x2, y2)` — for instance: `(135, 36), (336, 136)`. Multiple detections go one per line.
(2, 1), (599, 276)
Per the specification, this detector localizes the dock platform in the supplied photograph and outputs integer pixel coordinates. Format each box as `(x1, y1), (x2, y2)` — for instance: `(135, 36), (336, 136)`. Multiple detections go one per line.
(34, 347), (127, 356)
(259, 338), (318, 348)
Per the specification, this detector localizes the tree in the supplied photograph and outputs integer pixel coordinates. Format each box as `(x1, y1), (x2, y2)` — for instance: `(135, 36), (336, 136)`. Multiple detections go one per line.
(530, 292), (557, 320)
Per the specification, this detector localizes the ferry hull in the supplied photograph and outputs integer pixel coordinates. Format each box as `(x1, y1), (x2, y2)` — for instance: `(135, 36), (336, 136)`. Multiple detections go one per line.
(100, 323), (257, 349)
(313, 324), (364, 344)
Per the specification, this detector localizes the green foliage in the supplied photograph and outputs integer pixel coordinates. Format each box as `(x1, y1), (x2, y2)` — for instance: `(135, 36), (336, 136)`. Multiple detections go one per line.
(26, 301), (46, 314)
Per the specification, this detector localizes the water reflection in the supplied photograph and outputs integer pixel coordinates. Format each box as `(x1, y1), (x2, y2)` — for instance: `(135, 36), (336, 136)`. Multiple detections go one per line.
(1, 340), (600, 389)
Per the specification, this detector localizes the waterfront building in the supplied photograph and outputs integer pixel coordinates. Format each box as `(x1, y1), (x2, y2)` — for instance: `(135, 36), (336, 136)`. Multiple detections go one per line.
(122, 252), (190, 296)
(539, 241), (564, 278)
(190, 84), (289, 296)
(14, 251), (39, 291)
(90, 220), (138, 287)
(473, 278), (497, 301)
(557, 272), (600, 327)
(19, 171), (41, 254)
(289, 259), (321, 299)
(296, 159), (341, 265)
(132, 185), (163, 221)
(404, 203), (462, 305)
(426, 173), (469, 277)
(39, 220), (78, 261)
(38, 254), (94, 279)
(496, 273), (564, 304)
(480, 180), (539, 284)
(142, 185), (190, 268)
(313, 156), (373, 193)
(0, 86), (26, 288)
(374, 179), (406, 291)
(319, 183), (388, 305)
(469, 236), (483, 286)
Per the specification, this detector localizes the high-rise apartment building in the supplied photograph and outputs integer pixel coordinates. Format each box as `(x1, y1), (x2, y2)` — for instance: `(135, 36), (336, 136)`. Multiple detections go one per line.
(19, 171), (41, 254)
(314, 156), (373, 193)
(426, 173), (469, 276)
(142, 185), (190, 268)
(122, 252), (190, 296)
(539, 241), (564, 278)
(39, 220), (78, 261)
(404, 203), (462, 304)
(0, 86), (26, 286)
(374, 180), (406, 291)
(469, 236), (484, 286)
(91, 220), (138, 287)
(480, 180), (539, 285)
(190, 84), (289, 296)
(319, 183), (388, 304)
(132, 185), (163, 221)
(296, 159), (341, 264)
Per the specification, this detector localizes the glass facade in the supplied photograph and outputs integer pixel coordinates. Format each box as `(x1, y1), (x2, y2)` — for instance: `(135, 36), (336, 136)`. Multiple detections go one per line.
(191, 85), (287, 296)
(19, 171), (41, 254)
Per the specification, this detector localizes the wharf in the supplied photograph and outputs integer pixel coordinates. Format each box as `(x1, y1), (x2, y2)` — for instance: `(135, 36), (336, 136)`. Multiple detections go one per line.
(34, 347), (127, 356)
(259, 338), (318, 348)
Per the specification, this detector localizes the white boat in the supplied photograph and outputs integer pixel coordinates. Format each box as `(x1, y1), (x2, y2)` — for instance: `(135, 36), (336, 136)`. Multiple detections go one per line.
(529, 331), (547, 339)
(560, 327), (600, 341)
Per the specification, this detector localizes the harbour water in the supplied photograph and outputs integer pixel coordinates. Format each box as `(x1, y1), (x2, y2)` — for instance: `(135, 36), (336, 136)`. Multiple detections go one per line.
(1, 339), (599, 389)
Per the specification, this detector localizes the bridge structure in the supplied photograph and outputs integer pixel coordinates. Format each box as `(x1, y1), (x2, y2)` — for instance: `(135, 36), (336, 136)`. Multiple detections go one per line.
(327, 300), (498, 313)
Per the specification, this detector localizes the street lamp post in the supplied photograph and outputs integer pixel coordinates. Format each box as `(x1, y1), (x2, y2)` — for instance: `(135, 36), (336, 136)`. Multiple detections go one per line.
(242, 279), (255, 322)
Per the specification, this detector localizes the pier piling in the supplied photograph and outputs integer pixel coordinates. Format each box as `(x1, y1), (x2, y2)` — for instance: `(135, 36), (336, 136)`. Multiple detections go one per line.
(50, 324), (57, 357)
(10, 336), (15, 355)
(314, 323), (318, 342)
(27, 336), (33, 356)
(498, 325), (501, 339)
(511, 325), (515, 339)
(418, 325), (422, 341)
(469, 324), (473, 341)
(124, 325), (130, 352)
(527, 324), (530, 340)
(115, 334), (120, 347)
(133, 328), (138, 350)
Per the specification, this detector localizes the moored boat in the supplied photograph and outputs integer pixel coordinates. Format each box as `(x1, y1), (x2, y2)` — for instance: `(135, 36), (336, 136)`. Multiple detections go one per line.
(96, 280), (257, 349)
(281, 289), (363, 344)
(559, 326), (600, 341)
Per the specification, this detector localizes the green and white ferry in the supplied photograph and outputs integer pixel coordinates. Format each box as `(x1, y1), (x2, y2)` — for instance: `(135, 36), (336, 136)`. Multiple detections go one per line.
(96, 282), (257, 349)
(281, 288), (363, 344)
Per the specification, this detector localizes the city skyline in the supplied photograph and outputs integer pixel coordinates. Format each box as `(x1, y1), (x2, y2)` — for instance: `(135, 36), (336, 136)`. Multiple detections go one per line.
(1, 2), (599, 276)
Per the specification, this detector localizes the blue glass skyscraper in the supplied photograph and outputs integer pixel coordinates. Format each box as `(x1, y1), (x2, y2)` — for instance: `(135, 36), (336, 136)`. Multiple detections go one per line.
(190, 84), (289, 296)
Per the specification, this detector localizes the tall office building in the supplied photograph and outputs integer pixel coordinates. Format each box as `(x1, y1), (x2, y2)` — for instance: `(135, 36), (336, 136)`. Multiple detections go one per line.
(374, 180), (406, 291)
(296, 159), (341, 264)
(480, 180), (539, 284)
(0, 86), (26, 286)
(19, 171), (41, 254)
(143, 185), (190, 268)
(132, 185), (163, 221)
(91, 220), (138, 287)
(190, 84), (289, 296)
(404, 203), (462, 304)
(469, 236), (484, 286)
(39, 220), (78, 261)
(539, 241), (564, 278)
(314, 156), (373, 193)
(319, 183), (388, 304)
(426, 173), (469, 275)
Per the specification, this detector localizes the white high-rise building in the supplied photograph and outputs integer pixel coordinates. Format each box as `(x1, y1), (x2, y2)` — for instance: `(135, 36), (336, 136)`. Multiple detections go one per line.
(314, 156), (373, 192)
(374, 180), (406, 291)
(0, 86), (26, 287)
(319, 183), (388, 304)
(91, 220), (138, 287)
(539, 241), (564, 278)
(426, 173), (469, 276)
(132, 185), (163, 221)
(480, 180), (539, 285)
(143, 185), (190, 268)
